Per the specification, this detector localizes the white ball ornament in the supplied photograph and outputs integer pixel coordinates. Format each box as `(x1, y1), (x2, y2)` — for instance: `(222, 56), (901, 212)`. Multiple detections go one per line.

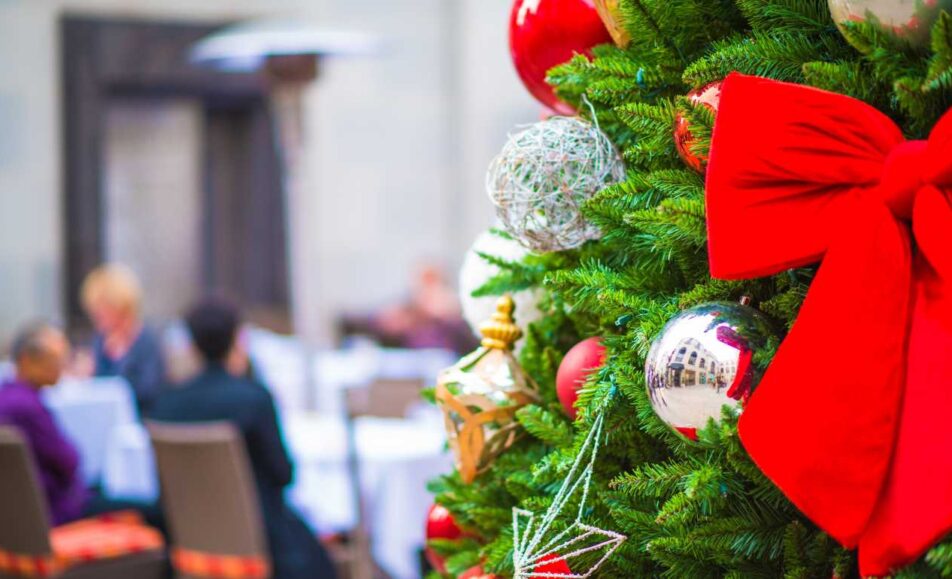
(459, 231), (543, 343)
(486, 116), (626, 253)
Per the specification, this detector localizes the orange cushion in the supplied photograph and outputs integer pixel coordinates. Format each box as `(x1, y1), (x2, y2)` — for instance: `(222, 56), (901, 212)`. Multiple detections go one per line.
(0, 511), (164, 578)
(50, 515), (164, 567)
(172, 547), (270, 579)
(0, 552), (62, 578)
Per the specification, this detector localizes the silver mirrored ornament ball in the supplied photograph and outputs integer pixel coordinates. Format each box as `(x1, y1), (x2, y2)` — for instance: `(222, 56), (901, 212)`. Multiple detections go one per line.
(486, 116), (626, 253)
(645, 302), (780, 440)
(828, 0), (952, 48)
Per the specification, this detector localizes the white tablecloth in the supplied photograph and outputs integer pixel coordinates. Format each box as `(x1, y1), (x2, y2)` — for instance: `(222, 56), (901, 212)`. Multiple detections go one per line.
(0, 361), (14, 382)
(311, 346), (457, 415)
(43, 377), (137, 484)
(105, 412), (451, 579)
(243, 327), (457, 416)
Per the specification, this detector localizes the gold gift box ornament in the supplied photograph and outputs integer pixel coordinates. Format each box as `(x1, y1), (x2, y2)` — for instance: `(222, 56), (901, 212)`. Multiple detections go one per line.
(435, 295), (540, 484)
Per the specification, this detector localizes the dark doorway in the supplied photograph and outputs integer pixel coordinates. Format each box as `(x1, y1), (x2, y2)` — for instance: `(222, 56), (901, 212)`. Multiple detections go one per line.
(61, 16), (290, 333)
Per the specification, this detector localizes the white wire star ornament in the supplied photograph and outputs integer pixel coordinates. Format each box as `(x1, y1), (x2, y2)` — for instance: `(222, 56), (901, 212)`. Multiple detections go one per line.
(512, 411), (626, 578)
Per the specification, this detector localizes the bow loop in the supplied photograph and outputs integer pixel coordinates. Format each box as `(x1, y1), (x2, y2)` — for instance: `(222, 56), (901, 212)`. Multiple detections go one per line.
(706, 73), (904, 280)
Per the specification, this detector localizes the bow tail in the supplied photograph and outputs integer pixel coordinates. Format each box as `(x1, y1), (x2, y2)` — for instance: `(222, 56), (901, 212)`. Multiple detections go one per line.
(859, 188), (952, 577)
(739, 201), (912, 547)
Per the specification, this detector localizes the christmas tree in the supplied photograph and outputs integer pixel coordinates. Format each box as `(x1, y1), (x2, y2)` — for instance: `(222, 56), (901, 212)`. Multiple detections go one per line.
(427, 0), (952, 577)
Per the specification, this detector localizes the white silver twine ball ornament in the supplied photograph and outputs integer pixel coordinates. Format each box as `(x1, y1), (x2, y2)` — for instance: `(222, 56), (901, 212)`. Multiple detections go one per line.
(486, 115), (626, 253)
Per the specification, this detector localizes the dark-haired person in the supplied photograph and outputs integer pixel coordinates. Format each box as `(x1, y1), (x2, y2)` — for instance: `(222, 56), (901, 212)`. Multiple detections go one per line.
(0, 322), (87, 524)
(150, 298), (336, 579)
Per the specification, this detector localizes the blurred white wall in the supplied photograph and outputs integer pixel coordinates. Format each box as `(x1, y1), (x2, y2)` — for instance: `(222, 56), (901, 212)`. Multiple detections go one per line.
(0, 0), (537, 346)
(105, 99), (204, 321)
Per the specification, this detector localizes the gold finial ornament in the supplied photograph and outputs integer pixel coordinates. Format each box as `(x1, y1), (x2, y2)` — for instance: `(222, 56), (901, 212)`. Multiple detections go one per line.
(435, 294), (539, 483)
(479, 295), (522, 350)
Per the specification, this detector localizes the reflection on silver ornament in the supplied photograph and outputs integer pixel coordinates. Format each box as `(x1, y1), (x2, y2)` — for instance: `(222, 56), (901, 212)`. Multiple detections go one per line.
(828, 0), (952, 48)
(645, 301), (780, 440)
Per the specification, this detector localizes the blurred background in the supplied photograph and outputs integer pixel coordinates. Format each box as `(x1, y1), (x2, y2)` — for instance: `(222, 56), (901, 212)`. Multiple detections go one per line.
(0, 2), (542, 577)
(0, 0), (537, 347)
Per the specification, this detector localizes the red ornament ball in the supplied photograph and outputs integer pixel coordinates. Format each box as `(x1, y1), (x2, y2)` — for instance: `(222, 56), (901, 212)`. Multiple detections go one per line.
(460, 565), (499, 579)
(535, 554), (572, 575)
(556, 337), (607, 420)
(509, 0), (613, 114)
(673, 81), (722, 173)
(424, 503), (463, 573)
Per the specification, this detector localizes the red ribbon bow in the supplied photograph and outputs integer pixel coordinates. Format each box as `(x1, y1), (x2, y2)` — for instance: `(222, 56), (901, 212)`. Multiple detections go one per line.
(706, 72), (952, 576)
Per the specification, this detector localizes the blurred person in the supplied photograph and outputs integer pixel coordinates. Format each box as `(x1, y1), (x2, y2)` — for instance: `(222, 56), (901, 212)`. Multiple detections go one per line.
(0, 322), (161, 527)
(371, 261), (476, 354)
(150, 298), (336, 579)
(409, 262), (461, 322)
(81, 263), (166, 415)
(0, 322), (86, 524)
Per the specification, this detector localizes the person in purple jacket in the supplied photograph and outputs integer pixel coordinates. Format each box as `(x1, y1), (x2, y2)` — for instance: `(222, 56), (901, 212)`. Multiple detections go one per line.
(0, 322), (165, 529)
(0, 322), (87, 524)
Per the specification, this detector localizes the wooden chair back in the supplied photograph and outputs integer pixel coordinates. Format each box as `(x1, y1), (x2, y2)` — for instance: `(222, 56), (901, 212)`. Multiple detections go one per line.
(147, 422), (269, 579)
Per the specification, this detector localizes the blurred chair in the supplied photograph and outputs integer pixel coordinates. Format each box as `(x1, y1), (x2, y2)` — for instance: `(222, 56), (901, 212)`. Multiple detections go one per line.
(0, 427), (165, 579)
(339, 378), (425, 579)
(148, 422), (270, 579)
(345, 379), (425, 420)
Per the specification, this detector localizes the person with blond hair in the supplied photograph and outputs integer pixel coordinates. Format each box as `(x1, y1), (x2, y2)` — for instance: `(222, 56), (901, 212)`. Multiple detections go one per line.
(81, 264), (166, 415)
